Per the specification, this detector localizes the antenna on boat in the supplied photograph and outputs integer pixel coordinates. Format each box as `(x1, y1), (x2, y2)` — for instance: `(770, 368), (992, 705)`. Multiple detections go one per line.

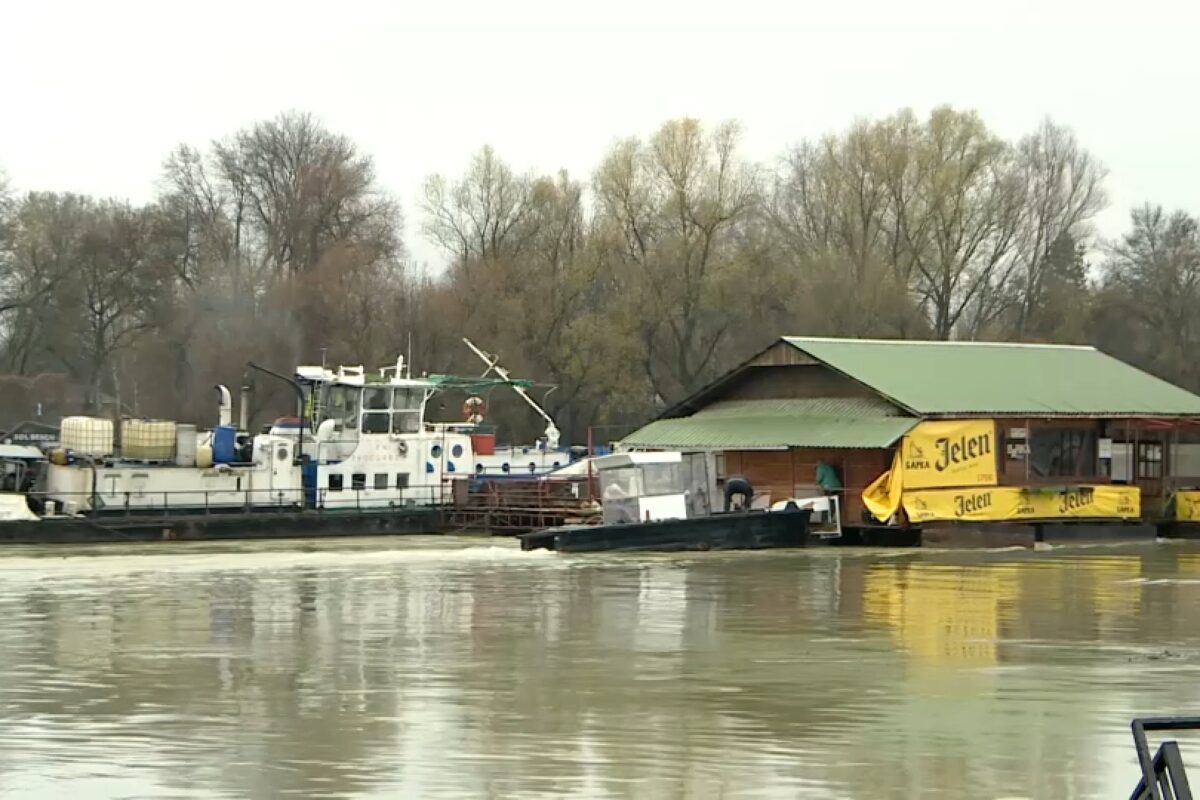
(407, 332), (413, 379)
(246, 361), (307, 466)
(462, 338), (561, 450)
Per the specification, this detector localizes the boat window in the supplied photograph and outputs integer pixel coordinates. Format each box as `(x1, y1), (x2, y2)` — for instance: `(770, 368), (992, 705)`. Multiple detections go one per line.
(361, 412), (390, 434)
(392, 411), (420, 434)
(373, 473), (388, 490)
(363, 387), (390, 410)
(392, 389), (423, 411)
(328, 385), (360, 430)
(452, 444), (464, 458)
(431, 444), (443, 458)
(395, 473), (409, 489)
(601, 466), (641, 500)
(642, 463), (682, 497)
(352, 473), (366, 490)
(328, 474), (343, 492)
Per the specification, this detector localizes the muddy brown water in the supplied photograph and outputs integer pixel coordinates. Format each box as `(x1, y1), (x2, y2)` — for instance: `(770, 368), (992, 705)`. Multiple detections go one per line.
(0, 537), (1198, 798)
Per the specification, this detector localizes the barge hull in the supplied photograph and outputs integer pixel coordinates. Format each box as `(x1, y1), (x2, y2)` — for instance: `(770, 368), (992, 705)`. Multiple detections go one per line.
(0, 508), (444, 545)
(520, 509), (812, 554)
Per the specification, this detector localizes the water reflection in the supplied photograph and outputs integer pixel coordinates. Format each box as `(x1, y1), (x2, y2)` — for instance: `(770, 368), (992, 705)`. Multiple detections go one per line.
(0, 540), (1198, 798)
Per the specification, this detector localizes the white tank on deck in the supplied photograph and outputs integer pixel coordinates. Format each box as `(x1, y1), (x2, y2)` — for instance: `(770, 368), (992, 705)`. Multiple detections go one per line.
(121, 419), (177, 461)
(175, 423), (197, 467)
(60, 416), (114, 457)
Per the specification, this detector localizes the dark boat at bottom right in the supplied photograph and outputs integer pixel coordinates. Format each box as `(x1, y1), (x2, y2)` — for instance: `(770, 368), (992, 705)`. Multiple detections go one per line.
(520, 451), (836, 553)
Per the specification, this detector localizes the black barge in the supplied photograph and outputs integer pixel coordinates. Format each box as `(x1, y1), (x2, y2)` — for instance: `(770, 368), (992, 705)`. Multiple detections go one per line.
(520, 506), (812, 553)
(519, 451), (827, 554)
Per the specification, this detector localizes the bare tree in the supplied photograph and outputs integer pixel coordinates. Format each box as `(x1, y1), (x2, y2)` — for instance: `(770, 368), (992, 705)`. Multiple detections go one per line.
(213, 112), (401, 279)
(421, 145), (538, 266)
(1096, 205), (1200, 389)
(595, 119), (762, 403)
(882, 108), (1026, 339)
(1004, 120), (1108, 338)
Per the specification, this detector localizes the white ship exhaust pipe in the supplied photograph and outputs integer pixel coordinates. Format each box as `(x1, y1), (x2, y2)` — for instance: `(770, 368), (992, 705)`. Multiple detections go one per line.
(239, 382), (251, 432)
(214, 385), (232, 427)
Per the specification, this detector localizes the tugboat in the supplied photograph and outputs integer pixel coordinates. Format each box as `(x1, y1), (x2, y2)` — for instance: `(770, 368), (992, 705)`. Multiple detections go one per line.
(519, 451), (824, 553)
(0, 347), (582, 544)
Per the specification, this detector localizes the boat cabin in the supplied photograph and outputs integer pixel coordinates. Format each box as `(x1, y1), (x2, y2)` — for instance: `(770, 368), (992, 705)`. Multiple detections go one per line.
(595, 451), (687, 525)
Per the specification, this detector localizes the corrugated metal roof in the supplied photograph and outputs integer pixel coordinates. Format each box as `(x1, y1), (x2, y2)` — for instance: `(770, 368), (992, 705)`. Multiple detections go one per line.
(621, 414), (916, 451)
(691, 397), (903, 419)
(783, 337), (1200, 416)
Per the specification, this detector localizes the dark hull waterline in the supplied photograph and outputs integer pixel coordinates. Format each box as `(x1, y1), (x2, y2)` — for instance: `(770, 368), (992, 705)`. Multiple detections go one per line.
(520, 508), (813, 553)
(0, 508), (444, 545)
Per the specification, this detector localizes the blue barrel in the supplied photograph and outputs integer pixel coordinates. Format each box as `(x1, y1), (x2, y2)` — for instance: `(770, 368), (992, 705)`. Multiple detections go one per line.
(212, 425), (237, 464)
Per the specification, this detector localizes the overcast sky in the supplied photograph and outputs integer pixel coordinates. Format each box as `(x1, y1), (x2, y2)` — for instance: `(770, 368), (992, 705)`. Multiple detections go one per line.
(3, 0), (1197, 269)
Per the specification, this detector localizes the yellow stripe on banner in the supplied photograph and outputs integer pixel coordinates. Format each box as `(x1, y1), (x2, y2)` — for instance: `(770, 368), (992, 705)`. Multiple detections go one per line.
(903, 485), (1140, 523)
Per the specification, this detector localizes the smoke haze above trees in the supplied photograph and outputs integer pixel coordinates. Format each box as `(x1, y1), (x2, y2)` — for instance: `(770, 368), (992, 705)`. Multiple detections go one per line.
(0, 109), (1190, 443)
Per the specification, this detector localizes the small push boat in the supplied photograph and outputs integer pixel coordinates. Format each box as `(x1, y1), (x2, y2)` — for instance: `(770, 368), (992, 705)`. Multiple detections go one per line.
(519, 451), (821, 553)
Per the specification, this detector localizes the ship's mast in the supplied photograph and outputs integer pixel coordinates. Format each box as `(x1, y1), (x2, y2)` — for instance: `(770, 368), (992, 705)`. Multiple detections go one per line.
(462, 338), (561, 450)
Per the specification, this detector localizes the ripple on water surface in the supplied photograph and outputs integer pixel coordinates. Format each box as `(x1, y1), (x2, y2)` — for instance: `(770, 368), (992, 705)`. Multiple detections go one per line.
(0, 538), (1198, 798)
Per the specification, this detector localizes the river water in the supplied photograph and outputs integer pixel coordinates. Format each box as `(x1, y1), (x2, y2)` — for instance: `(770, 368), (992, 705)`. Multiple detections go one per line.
(0, 537), (1198, 799)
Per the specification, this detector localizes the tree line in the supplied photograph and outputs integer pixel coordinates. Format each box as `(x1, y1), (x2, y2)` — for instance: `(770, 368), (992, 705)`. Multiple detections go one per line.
(0, 107), (1196, 443)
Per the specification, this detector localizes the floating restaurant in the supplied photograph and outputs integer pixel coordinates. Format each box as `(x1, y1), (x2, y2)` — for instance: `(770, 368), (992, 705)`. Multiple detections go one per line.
(619, 337), (1200, 546)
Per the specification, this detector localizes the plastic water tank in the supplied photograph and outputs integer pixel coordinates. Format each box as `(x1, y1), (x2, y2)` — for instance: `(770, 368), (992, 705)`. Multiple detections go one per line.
(121, 419), (177, 461)
(212, 425), (237, 464)
(60, 416), (114, 457)
(195, 444), (214, 469)
(175, 424), (197, 467)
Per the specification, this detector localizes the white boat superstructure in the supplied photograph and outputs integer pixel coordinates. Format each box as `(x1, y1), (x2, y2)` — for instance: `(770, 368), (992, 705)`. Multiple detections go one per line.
(300, 356), (474, 509)
(42, 350), (582, 515)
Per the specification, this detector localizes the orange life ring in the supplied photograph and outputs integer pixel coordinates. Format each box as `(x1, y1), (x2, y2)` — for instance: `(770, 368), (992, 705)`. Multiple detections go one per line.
(463, 396), (486, 421)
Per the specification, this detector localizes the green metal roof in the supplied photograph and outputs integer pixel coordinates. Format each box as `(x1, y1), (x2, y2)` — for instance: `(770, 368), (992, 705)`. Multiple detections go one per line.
(783, 337), (1200, 417)
(621, 398), (917, 450)
(691, 397), (903, 418)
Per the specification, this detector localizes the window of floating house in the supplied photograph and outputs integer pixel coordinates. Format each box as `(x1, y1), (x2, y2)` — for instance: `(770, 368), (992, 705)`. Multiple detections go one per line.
(1137, 442), (1164, 479)
(1029, 427), (1097, 478)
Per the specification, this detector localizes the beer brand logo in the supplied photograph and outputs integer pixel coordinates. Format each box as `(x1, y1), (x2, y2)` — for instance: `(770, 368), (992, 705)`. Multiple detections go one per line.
(1058, 487), (1096, 515)
(904, 441), (931, 471)
(935, 432), (992, 472)
(954, 491), (993, 517)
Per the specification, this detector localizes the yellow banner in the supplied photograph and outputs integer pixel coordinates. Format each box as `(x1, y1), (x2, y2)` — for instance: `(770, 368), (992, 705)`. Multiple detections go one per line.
(901, 420), (998, 489)
(862, 451), (904, 522)
(1175, 491), (1200, 522)
(903, 485), (1140, 523)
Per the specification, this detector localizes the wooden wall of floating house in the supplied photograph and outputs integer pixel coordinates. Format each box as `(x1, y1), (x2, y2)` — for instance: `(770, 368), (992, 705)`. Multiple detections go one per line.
(722, 447), (892, 522)
(987, 416), (1200, 517)
(991, 417), (1104, 487)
